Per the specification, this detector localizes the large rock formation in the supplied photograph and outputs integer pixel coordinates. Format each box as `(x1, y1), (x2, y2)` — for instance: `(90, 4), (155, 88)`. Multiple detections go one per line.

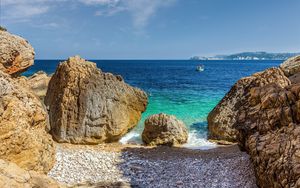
(207, 55), (300, 187)
(142, 113), (188, 146)
(0, 159), (64, 188)
(207, 67), (290, 142)
(235, 83), (300, 187)
(0, 70), (55, 174)
(280, 55), (300, 84)
(280, 55), (300, 77)
(45, 56), (148, 144)
(0, 30), (34, 76)
(17, 71), (51, 100)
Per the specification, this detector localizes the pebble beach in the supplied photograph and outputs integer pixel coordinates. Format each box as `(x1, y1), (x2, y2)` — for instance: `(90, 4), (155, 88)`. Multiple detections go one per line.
(49, 144), (257, 188)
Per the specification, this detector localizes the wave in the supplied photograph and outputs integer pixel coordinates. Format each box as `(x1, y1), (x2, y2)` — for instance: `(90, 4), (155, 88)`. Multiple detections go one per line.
(183, 130), (216, 150)
(119, 129), (217, 150)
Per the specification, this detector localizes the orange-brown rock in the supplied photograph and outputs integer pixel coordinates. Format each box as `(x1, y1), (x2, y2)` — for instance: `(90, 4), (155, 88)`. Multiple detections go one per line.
(0, 159), (64, 188)
(207, 67), (290, 142)
(45, 56), (148, 144)
(0, 70), (55, 174)
(16, 71), (51, 100)
(0, 30), (34, 76)
(142, 113), (188, 146)
(235, 83), (300, 187)
(280, 55), (300, 77)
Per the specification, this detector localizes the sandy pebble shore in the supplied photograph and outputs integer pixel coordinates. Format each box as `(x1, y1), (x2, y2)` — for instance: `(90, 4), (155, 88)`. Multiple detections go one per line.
(48, 144), (257, 188)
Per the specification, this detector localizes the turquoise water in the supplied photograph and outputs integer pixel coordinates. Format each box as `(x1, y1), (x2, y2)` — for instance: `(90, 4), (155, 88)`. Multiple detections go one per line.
(26, 60), (282, 148)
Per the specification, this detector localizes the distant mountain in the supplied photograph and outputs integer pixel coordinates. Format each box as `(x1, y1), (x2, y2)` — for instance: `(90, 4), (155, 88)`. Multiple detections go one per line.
(191, 52), (300, 60)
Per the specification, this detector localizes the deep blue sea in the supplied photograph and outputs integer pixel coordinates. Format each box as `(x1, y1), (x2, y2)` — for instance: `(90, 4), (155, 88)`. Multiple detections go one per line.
(25, 60), (282, 149)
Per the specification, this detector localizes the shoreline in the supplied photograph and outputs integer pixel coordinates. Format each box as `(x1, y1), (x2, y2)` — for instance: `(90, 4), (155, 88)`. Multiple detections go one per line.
(49, 143), (257, 187)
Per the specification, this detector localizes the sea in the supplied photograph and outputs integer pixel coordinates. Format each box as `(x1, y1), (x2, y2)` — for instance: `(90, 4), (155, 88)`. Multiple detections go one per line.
(24, 60), (282, 149)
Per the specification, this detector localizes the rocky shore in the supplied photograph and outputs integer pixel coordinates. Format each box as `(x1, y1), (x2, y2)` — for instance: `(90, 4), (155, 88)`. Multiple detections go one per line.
(1, 28), (299, 187)
(208, 55), (300, 187)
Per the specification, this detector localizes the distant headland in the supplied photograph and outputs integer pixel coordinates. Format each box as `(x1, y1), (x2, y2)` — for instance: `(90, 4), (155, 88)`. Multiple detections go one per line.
(191, 51), (300, 60)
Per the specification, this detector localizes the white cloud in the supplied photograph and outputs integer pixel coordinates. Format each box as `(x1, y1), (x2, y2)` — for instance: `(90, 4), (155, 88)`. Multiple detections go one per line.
(1, 0), (65, 21)
(124, 0), (175, 29)
(90, 0), (176, 29)
(78, 0), (119, 6)
(1, 0), (176, 30)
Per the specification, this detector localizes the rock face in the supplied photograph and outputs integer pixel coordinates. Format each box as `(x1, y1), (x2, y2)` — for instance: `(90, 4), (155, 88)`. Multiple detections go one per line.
(235, 83), (300, 187)
(207, 67), (290, 142)
(280, 55), (300, 77)
(142, 113), (188, 146)
(0, 30), (34, 76)
(0, 71), (55, 174)
(0, 159), (64, 188)
(17, 71), (51, 100)
(45, 56), (148, 144)
(280, 55), (300, 84)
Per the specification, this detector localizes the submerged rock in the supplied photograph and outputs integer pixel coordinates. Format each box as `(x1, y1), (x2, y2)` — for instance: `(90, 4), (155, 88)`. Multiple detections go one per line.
(45, 56), (148, 144)
(0, 159), (64, 188)
(0, 71), (55, 174)
(207, 67), (290, 142)
(0, 30), (34, 76)
(142, 113), (188, 146)
(235, 83), (300, 187)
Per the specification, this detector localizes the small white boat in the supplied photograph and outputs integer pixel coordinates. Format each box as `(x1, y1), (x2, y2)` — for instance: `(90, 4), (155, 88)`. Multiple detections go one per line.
(196, 65), (204, 72)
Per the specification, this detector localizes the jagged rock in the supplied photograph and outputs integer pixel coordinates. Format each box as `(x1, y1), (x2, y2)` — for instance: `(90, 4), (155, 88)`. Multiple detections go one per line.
(280, 55), (300, 77)
(17, 71), (51, 100)
(0, 71), (55, 174)
(207, 68), (290, 142)
(235, 83), (300, 187)
(142, 113), (188, 146)
(44, 56), (148, 144)
(0, 30), (34, 76)
(0, 159), (64, 188)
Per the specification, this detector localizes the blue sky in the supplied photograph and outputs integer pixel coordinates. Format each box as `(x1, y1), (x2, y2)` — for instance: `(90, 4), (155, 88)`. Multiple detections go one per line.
(1, 0), (300, 59)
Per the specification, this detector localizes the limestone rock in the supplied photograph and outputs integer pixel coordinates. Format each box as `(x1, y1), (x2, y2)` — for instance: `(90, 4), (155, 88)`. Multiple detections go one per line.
(0, 159), (64, 188)
(280, 55), (300, 77)
(207, 67), (290, 142)
(0, 30), (34, 76)
(142, 113), (188, 146)
(17, 71), (51, 100)
(0, 71), (55, 174)
(45, 56), (148, 144)
(235, 83), (300, 187)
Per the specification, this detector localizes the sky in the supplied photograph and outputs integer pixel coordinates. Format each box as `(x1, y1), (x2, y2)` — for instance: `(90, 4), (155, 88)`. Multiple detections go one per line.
(1, 0), (300, 59)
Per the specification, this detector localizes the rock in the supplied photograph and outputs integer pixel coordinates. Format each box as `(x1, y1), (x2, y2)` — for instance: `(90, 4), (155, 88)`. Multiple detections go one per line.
(16, 71), (51, 100)
(235, 83), (300, 187)
(0, 30), (34, 76)
(207, 67), (290, 142)
(280, 55), (300, 77)
(142, 113), (188, 146)
(0, 70), (55, 174)
(0, 159), (64, 188)
(44, 56), (148, 144)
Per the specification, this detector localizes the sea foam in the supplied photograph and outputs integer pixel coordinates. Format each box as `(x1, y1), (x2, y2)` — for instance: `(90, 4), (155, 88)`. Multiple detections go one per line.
(119, 129), (217, 150)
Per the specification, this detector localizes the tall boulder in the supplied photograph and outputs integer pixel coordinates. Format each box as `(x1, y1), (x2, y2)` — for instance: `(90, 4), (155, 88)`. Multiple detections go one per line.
(142, 113), (188, 146)
(0, 30), (34, 76)
(0, 71), (55, 174)
(44, 56), (148, 144)
(235, 83), (300, 187)
(207, 68), (290, 142)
